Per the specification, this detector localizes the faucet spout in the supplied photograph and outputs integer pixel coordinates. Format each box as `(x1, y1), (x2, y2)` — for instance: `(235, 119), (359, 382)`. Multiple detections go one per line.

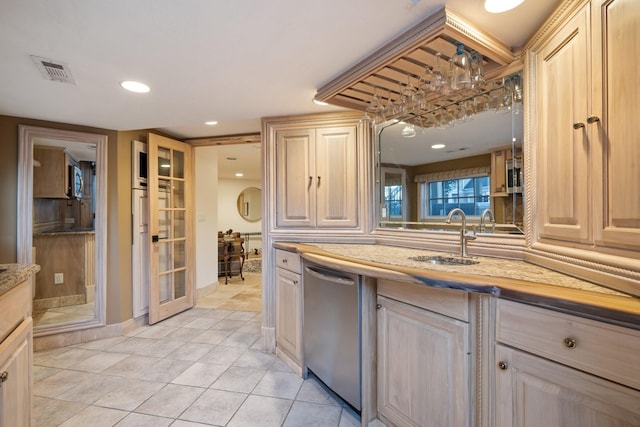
(445, 208), (476, 257)
(480, 208), (496, 233)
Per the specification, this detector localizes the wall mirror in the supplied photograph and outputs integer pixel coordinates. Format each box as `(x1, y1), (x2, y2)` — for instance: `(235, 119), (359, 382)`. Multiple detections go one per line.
(237, 187), (262, 222)
(376, 74), (524, 235)
(18, 126), (107, 336)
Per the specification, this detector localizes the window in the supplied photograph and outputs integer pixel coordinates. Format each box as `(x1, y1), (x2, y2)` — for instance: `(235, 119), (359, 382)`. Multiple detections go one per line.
(384, 183), (403, 219)
(381, 167), (407, 221)
(420, 176), (490, 217)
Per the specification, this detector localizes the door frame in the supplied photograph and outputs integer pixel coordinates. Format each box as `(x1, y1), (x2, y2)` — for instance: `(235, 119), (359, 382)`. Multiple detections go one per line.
(17, 125), (108, 335)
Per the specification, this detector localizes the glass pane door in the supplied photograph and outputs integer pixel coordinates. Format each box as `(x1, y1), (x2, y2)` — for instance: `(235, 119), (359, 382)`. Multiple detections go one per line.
(149, 134), (193, 324)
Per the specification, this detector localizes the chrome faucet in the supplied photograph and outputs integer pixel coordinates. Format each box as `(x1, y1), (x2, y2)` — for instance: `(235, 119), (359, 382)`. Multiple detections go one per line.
(445, 208), (476, 258)
(479, 208), (496, 233)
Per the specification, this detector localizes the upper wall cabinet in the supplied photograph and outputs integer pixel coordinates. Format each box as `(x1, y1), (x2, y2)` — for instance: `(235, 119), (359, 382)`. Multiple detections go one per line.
(314, 7), (517, 118)
(263, 112), (368, 233)
(525, 0), (640, 296)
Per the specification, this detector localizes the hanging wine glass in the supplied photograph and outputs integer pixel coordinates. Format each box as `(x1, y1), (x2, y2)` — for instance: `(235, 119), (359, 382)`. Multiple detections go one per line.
(469, 51), (485, 89)
(401, 75), (417, 113)
(450, 42), (471, 91)
(434, 52), (451, 96)
(366, 89), (385, 124)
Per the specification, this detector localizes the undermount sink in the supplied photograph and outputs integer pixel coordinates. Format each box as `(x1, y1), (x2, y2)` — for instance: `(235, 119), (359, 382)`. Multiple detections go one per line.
(409, 255), (479, 266)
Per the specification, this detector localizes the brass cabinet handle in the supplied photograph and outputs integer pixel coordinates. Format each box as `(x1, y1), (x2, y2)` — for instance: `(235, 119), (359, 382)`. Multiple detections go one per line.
(497, 361), (508, 370)
(317, 176), (321, 186)
(564, 337), (577, 349)
(0, 371), (8, 382)
(573, 122), (585, 129)
(587, 115), (600, 124)
(376, 303), (382, 310)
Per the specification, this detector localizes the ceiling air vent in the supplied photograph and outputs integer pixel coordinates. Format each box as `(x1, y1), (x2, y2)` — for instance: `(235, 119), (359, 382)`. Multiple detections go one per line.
(31, 55), (76, 85)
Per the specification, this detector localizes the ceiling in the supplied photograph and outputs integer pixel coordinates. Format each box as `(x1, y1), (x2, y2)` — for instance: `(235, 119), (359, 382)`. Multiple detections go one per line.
(0, 0), (559, 141)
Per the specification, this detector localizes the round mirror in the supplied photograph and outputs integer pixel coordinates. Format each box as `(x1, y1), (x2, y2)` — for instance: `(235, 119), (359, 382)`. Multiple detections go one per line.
(237, 187), (261, 222)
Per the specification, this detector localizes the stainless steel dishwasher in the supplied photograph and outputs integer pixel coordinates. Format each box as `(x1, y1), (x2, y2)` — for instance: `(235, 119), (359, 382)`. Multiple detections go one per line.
(303, 261), (361, 411)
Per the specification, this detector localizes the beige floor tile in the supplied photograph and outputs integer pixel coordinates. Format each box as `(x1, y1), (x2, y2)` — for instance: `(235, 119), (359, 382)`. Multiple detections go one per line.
(283, 401), (343, 427)
(58, 405), (128, 427)
(171, 362), (227, 387)
(179, 388), (247, 426)
(252, 371), (304, 400)
(115, 412), (174, 427)
(134, 383), (205, 418)
(211, 366), (267, 393)
(227, 394), (292, 427)
(32, 396), (86, 427)
(92, 377), (166, 411)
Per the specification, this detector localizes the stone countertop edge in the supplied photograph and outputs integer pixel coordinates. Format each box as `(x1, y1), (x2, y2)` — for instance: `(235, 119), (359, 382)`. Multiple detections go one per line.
(0, 264), (40, 297)
(275, 242), (640, 327)
(34, 229), (95, 236)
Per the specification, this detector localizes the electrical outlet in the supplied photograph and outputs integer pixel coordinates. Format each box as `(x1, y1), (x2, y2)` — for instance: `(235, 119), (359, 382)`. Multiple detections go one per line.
(54, 273), (64, 284)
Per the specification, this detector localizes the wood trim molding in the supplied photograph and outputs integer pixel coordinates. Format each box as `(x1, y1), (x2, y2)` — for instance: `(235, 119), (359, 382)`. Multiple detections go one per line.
(523, 0), (589, 51)
(185, 132), (261, 147)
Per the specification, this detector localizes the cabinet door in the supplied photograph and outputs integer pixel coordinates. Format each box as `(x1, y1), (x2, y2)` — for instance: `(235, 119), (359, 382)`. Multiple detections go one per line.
(377, 296), (470, 427)
(275, 267), (301, 364)
(495, 345), (640, 427)
(275, 129), (315, 228)
(315, 126), (358, 228)
(0, 319), (32, 427)
(592, 0), (640, 250)
(535, 5), (591, 243)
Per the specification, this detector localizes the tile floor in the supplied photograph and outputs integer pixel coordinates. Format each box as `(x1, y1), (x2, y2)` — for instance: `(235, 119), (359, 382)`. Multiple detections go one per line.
(33, 273), (360, 427)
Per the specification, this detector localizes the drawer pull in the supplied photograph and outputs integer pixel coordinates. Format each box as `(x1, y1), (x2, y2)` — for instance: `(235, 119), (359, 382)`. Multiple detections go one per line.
(376, 304), (382, 310)
(587, 115), (600, 124)
(563, 337), (577, 349)
(0, 371), (7, 382)
(497, 361), (508, 370)
(573, 122), (585, 129)
(281, 259), (288, 264)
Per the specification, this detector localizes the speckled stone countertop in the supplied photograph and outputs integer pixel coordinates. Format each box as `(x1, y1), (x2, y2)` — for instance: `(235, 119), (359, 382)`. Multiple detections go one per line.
(275, 242), (640, 326)
(0, 264), (40, 296)
(34, 228), (95, 236)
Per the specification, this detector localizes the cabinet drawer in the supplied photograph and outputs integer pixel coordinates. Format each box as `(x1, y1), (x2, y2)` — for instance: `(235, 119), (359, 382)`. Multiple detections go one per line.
(496, 299), (640, 390)
(0, 280), (31, 343)
(275, 249), (301, 274)
(378, 279), (468, 322)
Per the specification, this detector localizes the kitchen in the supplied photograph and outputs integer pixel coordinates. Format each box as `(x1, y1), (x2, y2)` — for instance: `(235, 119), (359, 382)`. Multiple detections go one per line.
(1, 0), (640, 425)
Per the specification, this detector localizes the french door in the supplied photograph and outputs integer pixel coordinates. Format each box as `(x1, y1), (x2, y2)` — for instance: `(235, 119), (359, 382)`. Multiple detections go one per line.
(148, 134), (194, 324)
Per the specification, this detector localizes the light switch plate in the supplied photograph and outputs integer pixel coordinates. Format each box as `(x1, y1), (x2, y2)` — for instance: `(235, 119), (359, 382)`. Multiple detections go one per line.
(54, 273), (64, 284)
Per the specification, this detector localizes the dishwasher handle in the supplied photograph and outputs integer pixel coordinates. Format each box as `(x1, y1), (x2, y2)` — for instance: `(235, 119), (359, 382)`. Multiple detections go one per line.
(304, 265), (356, 286)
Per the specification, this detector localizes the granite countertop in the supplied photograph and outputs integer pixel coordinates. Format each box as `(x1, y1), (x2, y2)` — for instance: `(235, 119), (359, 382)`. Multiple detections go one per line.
(275, 242), (640, 326)
(0, 263), (40, 297)
(34, 228), (95, 236)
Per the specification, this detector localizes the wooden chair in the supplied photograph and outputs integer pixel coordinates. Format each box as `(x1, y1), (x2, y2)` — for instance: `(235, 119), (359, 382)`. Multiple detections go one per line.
(218, 232), (245, 284)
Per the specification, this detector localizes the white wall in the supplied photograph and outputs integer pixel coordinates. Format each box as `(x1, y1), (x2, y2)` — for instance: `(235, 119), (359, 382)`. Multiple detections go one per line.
(194, 146), (219, 289)
(217, 178), (262, 234)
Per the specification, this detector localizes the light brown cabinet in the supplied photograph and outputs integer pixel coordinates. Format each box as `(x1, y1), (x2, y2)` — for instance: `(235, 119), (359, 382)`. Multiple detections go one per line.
(532, 0), (640, 250)
(495, 299), (640, 426)
(33, 146), (72, 199)
(377, 280), (471, 427)
(275, 125), (359, 229)
(274, 249), (303, 374)
(0, 280), (33, 427)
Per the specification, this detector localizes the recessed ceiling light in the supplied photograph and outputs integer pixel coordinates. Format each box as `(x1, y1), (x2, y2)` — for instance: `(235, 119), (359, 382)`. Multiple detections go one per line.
(484, 0), (525, 13)
(205, 121), (218, 126)
(431, 144), (446, 149)
(313, 98), (329, 106)
(235, 173), (244, 177)
(120, 80), (150, 93)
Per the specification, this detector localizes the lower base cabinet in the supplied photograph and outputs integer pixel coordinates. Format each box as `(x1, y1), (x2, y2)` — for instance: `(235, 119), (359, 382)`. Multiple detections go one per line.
(377, 294), (470, 427)
(495, 344), (640, 426)
(274, 249), (302, 372)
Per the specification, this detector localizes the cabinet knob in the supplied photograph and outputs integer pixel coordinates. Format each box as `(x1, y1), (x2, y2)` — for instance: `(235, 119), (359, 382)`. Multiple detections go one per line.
(281, 259), (287, 264)
(563, 337), (577, 349)
(0, 371), (7, 382)
(376, 304), (382, 310)
(587, 115), (600, 124)
(497, 361), (508, 370)
(573, 122), (585, 129)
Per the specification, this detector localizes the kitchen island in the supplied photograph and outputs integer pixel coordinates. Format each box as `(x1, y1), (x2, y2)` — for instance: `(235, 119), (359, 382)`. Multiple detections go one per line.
(272, 242), (640, 427)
